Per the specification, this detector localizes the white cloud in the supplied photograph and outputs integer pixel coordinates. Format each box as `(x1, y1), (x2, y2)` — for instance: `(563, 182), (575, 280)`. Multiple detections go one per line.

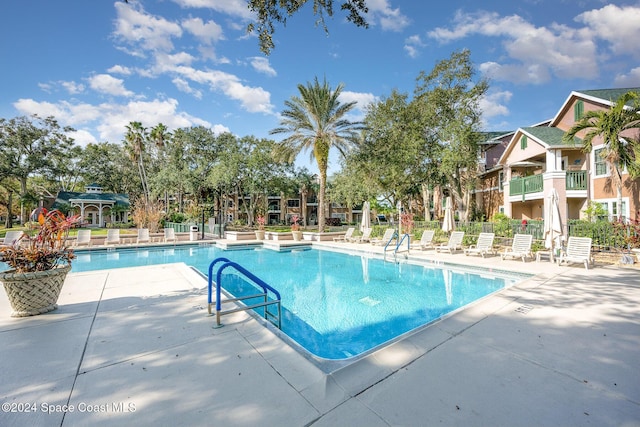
(172, 65), (274, 114)
(13, 97), (216, 145)
(479, 90), (512, 119)
(172, 77), (203, 99)
(404, 34), (424, 58)
(107, 65), (133, 75)
(60, 81), (85, 94)
(339, 91), (377, 120)
(88, 74), (134, 97)
(68, 129), (99, 146)
(182, 17), (224, 45)
(613, 66), (640, 87)
(113, 2), (182, 54)
(170, 0), (253, 20)
(366, 0), (410, 32)
(249, 57), (276, 76)
(576, 4), (640, 58)
(429, 10), (600, 83)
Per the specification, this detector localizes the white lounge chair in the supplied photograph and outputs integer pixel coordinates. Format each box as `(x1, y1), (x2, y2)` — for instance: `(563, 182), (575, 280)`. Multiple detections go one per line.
(435, 231), (465, 254)
(464, 232), (495, 257)
(1, 231), (24, 247)
(501, 234), (533, 262)
(333, 227), (355, 242)
(74, 229), (92, 247)
(136, 228), (150, 244)
(104, 229), (120, 245)
(416, 230), (435, 250)
(164, 228), (178, 243)
(371, 228), (396, 246)
(351, 227), (372, 243)
(557, 236), (592, 270)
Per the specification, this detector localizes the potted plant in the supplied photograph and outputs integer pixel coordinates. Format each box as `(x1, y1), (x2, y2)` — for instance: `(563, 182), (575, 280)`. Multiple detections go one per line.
(291, 215), (302, 241)
(0, 208), (81, 317)
(255, 214), (266, 241)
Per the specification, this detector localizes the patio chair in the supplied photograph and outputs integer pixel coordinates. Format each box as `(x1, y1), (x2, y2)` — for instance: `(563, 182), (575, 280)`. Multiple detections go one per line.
(104, 229), (120, 245)
(416, 230), (435, 250)
(371, 228), (396, 246)
(333, 227), (355, 242)
(74, 229), (92, 247)
(350, 227), (372, 243)
(164, 227), (178, 243)
(464, 233), (495, 257)
(557, 236), (592, 270)
(501, 234), (533, 262)
(136, 228), (150, 244)
(1, 231), (24, 247)
(434, 231), (465, 254)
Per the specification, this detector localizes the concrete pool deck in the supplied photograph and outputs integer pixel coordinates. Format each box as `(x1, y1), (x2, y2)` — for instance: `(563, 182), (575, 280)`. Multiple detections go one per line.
(1, 241), (639, 426)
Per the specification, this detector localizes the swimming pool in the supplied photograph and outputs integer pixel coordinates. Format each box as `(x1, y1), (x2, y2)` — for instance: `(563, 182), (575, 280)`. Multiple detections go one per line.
(65, 245), (526, 361)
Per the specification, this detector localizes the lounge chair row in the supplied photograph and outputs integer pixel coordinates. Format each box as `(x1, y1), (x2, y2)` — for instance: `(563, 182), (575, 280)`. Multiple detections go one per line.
(72, 228), (180, 247)
(383, 230), (593, 269)
(333, 227), (399, 246)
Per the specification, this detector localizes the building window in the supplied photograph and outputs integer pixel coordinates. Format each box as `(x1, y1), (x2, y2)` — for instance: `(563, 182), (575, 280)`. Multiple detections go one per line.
(498, 171), (504, 192)
(520, 135), (527, 150)
(597, 199), (629, 220)
(574, 100), (584, 121)
(287, 199), (300, 208)
(594, 148), (608, 176)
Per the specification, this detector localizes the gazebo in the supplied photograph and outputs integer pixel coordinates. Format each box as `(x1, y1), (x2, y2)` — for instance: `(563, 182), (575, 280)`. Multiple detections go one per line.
(53, 184), (130, 227)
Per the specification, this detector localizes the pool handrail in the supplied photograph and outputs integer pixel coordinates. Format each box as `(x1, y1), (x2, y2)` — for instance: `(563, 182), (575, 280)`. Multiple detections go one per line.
(395, 233), (411, 257)
(207, 257), (282, 328)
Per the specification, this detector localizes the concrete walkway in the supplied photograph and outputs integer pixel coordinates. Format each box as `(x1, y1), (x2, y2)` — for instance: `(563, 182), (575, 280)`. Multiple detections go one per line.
(1, 243), (639, 426)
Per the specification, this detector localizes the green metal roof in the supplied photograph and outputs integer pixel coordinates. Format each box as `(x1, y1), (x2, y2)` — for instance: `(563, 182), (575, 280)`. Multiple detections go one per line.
(52, 191), (130, 209)
(478, 131), (513, 145)
(521, 126), (581, 147)
(575, 87), (640, 106)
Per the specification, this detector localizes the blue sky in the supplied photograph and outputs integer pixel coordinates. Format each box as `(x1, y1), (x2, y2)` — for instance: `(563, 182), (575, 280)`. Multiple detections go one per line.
(2, 0), (640, 173)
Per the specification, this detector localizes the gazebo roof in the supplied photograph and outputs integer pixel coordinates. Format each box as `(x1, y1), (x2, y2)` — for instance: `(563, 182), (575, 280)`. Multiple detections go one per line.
(52, 191), (130, 209)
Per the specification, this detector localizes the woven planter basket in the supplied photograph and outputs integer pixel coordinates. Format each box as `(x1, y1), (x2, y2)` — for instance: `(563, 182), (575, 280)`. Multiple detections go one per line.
(0, 265), (71, 317)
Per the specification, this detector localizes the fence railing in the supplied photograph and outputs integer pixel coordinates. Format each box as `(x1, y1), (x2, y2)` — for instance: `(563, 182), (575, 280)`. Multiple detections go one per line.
(565, 170), (587, 190)
(509, 175), (544, 196)
(411, 220), (638, 251)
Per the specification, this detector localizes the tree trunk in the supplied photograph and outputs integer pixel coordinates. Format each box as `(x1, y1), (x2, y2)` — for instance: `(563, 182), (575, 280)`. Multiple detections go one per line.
(5, 191), (13, 228)
(617, 184), (623, 220)
(421, 183), (431, 221)
(317, 170), (326, 232)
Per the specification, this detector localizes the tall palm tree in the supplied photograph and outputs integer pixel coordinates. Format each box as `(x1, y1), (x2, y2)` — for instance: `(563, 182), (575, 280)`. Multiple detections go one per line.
(271, 77), (363, 231)
(124, 121), (149, 202)
(563, 91), (640, 220)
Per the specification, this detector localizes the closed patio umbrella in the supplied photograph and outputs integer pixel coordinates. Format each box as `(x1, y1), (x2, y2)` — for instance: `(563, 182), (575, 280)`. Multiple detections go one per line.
(442, 196), (455, 234)
(360, 201), (371, 232)
(544, 188), (563, 262)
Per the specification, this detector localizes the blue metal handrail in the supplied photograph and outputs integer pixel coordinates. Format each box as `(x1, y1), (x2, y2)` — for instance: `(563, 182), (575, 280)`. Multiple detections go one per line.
(207, 257), (282, 328)
(395, 233), (411, 255)
(382, 231), (399, 253)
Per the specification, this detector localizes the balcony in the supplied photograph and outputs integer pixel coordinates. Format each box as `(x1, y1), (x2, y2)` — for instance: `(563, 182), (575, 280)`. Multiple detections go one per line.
(565, 170), (587, 190)
(509, 174), (543, 197)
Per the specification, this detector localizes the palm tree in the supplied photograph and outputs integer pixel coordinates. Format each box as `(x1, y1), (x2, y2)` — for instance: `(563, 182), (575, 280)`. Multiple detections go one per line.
(271, 77), (363, 231)
(563, 91), (640, 220)
(124, 121), (149, 202)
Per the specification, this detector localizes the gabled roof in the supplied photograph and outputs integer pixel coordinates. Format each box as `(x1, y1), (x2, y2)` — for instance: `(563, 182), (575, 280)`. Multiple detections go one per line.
(520, 126), (581, 148)
(497, 125), (582, 166)
(551, 87), (640, 126)
(574, 88), (640, 106)
(478, 131), (513, 145)
(52, 191), (130, 209)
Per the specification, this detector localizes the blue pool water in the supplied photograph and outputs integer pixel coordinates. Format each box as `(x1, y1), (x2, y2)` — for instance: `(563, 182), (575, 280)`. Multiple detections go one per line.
(16, 246), (525, 360)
